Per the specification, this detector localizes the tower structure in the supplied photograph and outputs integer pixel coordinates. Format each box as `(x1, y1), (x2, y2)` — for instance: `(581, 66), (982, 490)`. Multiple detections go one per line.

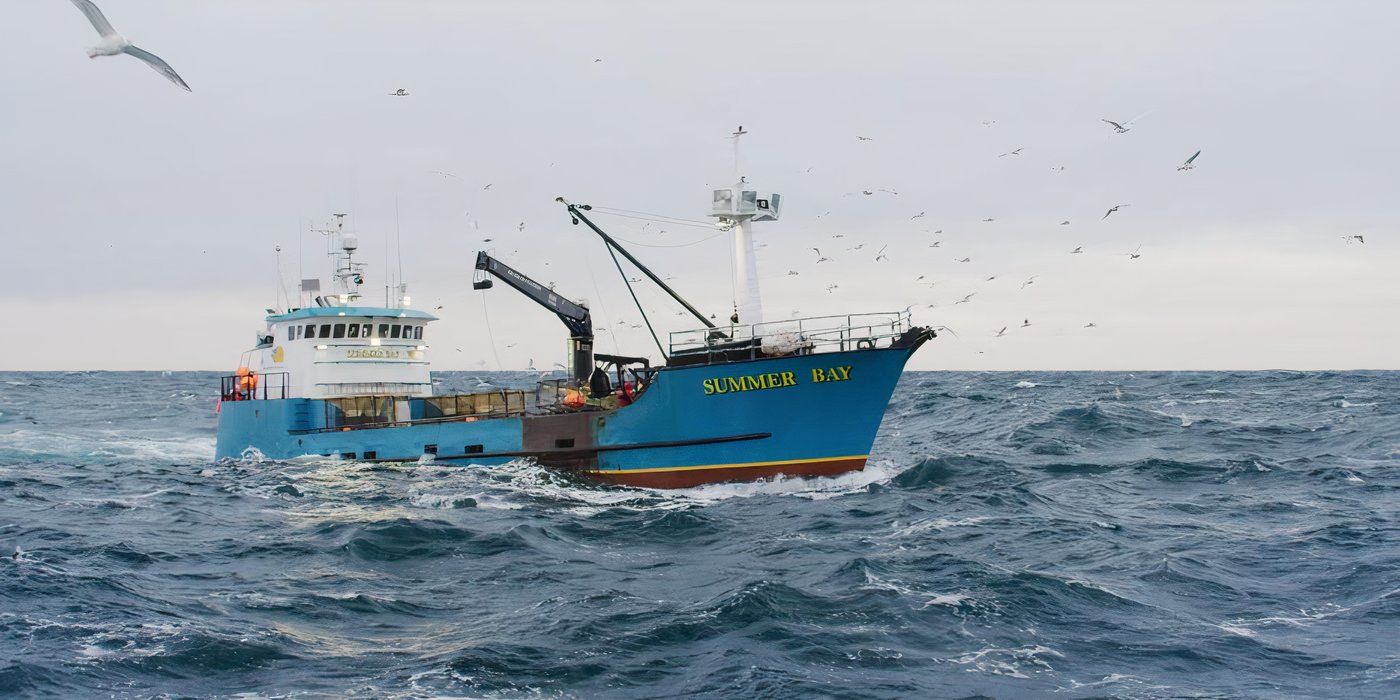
(708, 126), (781, 326)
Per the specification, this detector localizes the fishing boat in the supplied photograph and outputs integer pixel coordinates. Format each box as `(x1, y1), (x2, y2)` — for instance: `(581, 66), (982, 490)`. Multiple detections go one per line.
(215, 175), (935, 487)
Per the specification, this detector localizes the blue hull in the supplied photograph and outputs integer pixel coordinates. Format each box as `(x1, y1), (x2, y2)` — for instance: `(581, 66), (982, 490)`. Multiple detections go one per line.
(216, 343), (922, 487)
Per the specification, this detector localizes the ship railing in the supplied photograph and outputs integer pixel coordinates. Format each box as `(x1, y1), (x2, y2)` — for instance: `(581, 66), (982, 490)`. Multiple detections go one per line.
(219, 371), (290, 401)
(667, 311), (912, 362)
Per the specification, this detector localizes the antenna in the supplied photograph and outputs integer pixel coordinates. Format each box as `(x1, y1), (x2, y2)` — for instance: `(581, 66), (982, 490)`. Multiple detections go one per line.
(273, 245), (291, 312)
(731, 124), (747, 177)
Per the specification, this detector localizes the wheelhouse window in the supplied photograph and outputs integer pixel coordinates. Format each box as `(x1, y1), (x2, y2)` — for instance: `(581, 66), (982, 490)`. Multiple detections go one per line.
(361, 323), (372, 338)
(319, 324), (331, 338)
(413, 326), (423, 340)
(378, 324), (389, 338)
(287, 326), (295, 341)
(305, 324), (316, 339)
(347, 324), (360, 338)
(390, 325), (402, 339)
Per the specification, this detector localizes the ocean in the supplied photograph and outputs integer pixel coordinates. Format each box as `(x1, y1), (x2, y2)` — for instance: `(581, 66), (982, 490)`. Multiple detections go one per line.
(1, 370), (1396, 698)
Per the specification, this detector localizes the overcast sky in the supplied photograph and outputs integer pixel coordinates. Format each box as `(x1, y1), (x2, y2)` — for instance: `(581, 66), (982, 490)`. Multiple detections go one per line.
(2, 0), (1395, 371)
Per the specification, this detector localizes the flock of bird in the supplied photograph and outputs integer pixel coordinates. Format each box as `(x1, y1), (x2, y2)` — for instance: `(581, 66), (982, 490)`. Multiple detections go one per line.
(60, 1), (1374, 359)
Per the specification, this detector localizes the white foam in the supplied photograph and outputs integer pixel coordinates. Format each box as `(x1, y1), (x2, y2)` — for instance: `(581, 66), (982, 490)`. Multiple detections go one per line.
(1014, 381), (1038, 389)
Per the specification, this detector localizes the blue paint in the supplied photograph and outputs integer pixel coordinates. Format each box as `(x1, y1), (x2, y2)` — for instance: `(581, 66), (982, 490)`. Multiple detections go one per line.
(215, 344), (919, 473)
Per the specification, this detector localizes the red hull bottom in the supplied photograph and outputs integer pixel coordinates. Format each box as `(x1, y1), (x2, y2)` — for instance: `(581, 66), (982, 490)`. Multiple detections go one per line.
(582, 456), (868, 489)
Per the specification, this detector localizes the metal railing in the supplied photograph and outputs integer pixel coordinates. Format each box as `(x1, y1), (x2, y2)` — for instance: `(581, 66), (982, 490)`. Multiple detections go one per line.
(668, 311), (912, 362)
(219, 371), (291, 401)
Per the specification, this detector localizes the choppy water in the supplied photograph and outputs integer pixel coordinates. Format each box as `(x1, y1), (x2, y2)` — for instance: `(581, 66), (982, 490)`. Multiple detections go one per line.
(1, 370), (1397, 698)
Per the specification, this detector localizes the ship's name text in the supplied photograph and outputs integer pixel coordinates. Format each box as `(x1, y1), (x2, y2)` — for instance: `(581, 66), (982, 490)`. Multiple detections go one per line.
(701, 365), (852, 396)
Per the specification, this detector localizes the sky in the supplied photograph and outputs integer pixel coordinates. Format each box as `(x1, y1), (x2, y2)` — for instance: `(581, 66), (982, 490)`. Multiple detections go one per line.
(1, 0), (1395, 371)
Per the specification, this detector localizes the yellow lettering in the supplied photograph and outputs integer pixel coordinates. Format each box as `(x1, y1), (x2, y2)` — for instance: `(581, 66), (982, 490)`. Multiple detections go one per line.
(781, 371), (796, 387)
(835, 365), (852, 381)
(725, 377), (743, 393)
(702, 379), (715, 396)
(812, 368), (826, 383)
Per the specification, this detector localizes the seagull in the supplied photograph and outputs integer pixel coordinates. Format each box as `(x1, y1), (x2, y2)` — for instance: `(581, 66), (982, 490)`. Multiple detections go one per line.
(981, 120), (996, 127)
(1020, 276), (1037, 289)
(832, 234), (845, 238)
(1070, 246), (1083, 254)
(875, 245), (889, 262)
(67, 0), (191, 91)
(1060, 220), (1071, 225)
(1128, 245), (1142, 259)
(1021, 319), (1031, 328)
(1084, 322), (1097, 328)
(998, 148), (1024, 158)
(389, 88), (409, 97)
(982, 218), (995, 223)
(1101, 118), (1131, 134)
(857, 136), (873, 141)
(1342, 234), (1365, 244)
(517, 221), (525, 232)
(1178, 149), (1202, 171)
(482, 183), (493, 190)
(849, 243), (865, 251)
(1102, 204), (1129, 220)
(1051, 166), (1066, 173)
(955, 293), (976, 304)
(434, 305), (444, 310)
(994, 326), (1008, 338)
(985, 274), (998, 282)
(733, 125), (748, 137)
(593, 58), (602, 63)
(911, 212), (926, 220)
(825, 283), (839, 293)
(955, 257), (971, 263)
(928, 241), (941, 248)
(877, 188), (899, 195)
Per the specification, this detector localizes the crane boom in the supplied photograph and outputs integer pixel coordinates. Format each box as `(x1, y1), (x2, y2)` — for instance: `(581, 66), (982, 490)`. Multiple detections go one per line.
(474, 251), (595, 384)
(474, 251), (591, 338)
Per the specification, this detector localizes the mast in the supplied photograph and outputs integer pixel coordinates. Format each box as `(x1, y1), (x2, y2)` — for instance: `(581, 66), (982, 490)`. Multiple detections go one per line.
(711, 126), (781, 327)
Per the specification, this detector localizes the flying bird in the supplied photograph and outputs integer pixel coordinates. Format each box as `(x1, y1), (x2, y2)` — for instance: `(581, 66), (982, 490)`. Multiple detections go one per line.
(857, 136), (874, 141)
(1128, 245), (1142, 259)
(1020, 276), (1037, 289)
(994, 326), (1008, 338)
(733, 125), (748, 137)
(1069, 246), (1083, 254)
(482, 183), (493, 190)
(875, 245), (889, 262)
(998, 148), (1024, 158)
(1084, 322), (1097, 328)
(67, 0), (191, 91)
(1021, 319), (1031, 328)
(1101, 119), (1130, 134)
(787, 270), (799, 276)
(985, 274), (998, 282)
(1060, 220), (1071, 225)
(1102, 204), (1129, 220)
(1178, 149), (1202, 171)
(928, 241), (941, 248)
(911, 212), (926, 220)
(389, 88), (409, 97)
(982, 218), (995, 223)
(811, 247), (831, 263)
(1342, 234), (1365, 244)
(517, 222), (525, 232)
(825, 283), (839, 293)
(955, 257), (971, 263)
(955, 293), (977, 304)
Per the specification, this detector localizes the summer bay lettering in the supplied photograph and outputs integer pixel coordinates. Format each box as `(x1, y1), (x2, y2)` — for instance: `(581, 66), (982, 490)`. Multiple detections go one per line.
(346, 348), (401, 359)
(701, 365), (852, 395)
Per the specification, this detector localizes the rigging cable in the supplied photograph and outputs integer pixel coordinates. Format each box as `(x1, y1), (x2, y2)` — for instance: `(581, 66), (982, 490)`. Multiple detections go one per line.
(478, 292), (503, 371)
(603, 241), (668, 361)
